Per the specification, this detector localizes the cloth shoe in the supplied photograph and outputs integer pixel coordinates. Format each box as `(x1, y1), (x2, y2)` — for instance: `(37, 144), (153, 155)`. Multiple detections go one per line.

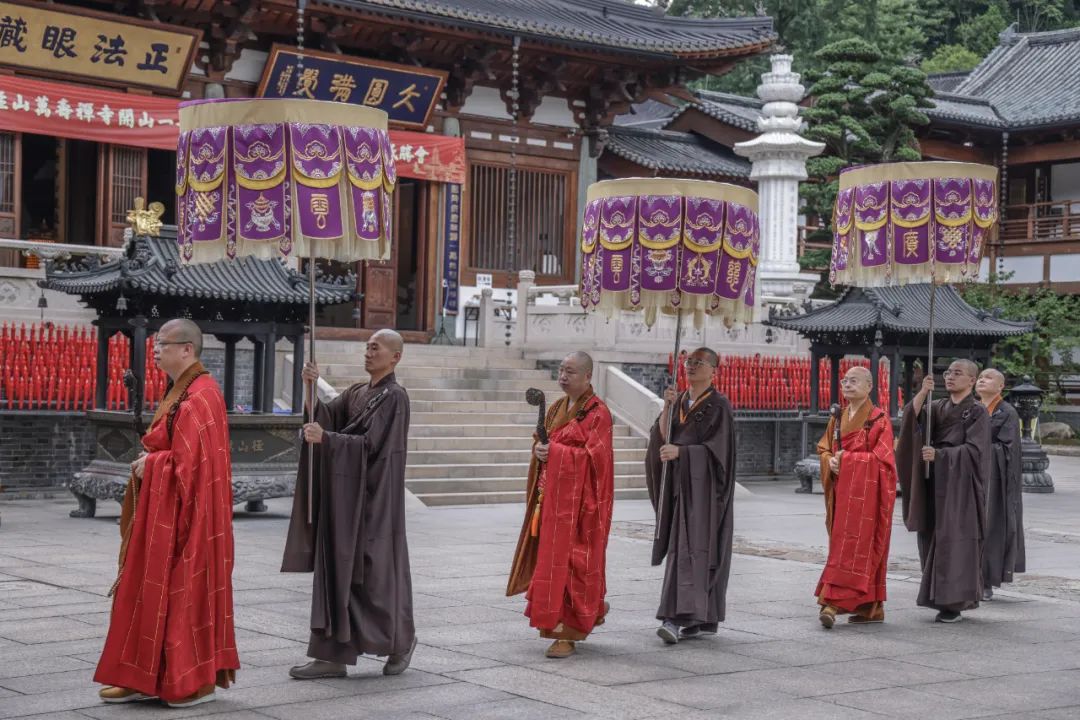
(680, 625), (701, 638)
(819, 605), (838, 629)
(384, 637), (418, 676)
(545, 640), (576, 659)
(935, 610), (963, 623)
(165, 686), (216, 708)
(657, 620), (680, 644)
(289, 659), (347, 679)
(98, 686), (155, 704)
(848, 614), (884, 625)
(982, 587), (994, 601)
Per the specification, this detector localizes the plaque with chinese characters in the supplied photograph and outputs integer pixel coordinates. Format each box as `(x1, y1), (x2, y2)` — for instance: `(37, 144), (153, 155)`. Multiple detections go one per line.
(0, 1), (199, 93)
(257, 45), (447, 129)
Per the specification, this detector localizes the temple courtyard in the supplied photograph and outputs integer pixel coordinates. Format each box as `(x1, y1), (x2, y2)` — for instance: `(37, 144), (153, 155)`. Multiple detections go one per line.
(1, 458), (1079, 719)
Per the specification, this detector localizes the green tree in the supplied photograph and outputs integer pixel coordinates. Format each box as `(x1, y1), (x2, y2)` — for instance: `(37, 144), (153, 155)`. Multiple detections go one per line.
(920, 44), (983, 73)
(799, 38), (932, 252)
(956, 3), (1010, 56)
(959, 273), (1080, 397)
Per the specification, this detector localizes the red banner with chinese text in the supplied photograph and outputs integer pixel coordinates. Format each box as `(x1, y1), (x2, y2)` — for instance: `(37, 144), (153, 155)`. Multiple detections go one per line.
(0, 75), (466, 182)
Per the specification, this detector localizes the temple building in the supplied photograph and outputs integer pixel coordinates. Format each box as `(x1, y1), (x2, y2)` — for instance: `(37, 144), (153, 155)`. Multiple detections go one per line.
(0, 0), (775, 342)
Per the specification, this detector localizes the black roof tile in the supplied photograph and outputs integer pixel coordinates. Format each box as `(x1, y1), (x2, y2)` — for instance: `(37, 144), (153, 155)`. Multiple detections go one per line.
(767, 285), (1033, 338)
(605, 126), (751, 178)
(41, 227), (355, 306)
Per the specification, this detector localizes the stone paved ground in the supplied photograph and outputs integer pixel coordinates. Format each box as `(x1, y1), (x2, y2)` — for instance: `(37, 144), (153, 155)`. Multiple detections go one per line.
(1, 457), (1079, 719)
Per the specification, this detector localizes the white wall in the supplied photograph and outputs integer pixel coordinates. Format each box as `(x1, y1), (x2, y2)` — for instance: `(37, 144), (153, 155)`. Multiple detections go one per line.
(999, 255), (1044, 284)
(1050, 253), (1080, 283)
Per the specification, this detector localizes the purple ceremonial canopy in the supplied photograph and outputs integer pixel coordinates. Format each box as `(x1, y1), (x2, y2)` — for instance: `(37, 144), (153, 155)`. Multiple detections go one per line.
(831, 162), (999, 287)
(580, 178), (759, 328)
(176, 98), (393, 265)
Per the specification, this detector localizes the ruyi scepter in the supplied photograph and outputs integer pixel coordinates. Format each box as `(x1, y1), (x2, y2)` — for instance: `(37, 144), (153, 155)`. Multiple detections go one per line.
(525, 387), (548, 537)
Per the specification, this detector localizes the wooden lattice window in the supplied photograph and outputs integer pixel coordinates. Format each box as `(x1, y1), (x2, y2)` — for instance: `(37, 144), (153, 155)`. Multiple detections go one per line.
(468, 158), (574, 279)
(0, 133), (14, 215)
(110, 146), (146, 223)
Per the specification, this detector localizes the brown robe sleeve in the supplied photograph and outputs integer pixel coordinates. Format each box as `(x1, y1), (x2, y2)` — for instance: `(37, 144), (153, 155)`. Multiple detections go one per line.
(897, 399), (932, 533)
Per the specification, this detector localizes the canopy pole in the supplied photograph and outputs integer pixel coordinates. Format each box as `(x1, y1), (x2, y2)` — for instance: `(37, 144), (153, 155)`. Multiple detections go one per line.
(924, 281), (937, 479)
(656, 308), (684, 541)
(307, 255), (316, 524)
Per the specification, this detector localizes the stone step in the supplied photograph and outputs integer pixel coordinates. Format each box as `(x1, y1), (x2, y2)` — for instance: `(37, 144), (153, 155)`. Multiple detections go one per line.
(407, 435), (649, 451)
(409, 411), (551, 425)
(322, 365), (553, 381)
(407, 389), (546, 402)
(332, 378), (562, 392)
(408, 400), (544, 413)
(406, 460), (644, 479)
(407, 448), (647, 465)
(413, 487), (651, 507)
(314, 354), (539, 370)
(408, 424), (634, 438)
(406, 475), (647, 495)
(312, 340), (524, 358)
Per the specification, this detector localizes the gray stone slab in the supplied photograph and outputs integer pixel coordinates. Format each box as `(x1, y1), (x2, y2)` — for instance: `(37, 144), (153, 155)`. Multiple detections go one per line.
(618, 647), (781, 676)
(79, 681), (353, 720)
(0, 601), (112, 623)
(824, 686), (1006, 719)
(400, 644), (504, 674)
(447, 666), (687, 718)
(434, 697), (586, 720)
(0, 667), (96, 695)
(620, 671), (799, 711)
(911, 670), (1080, 714)
(0, 687), (105, 719)
(256, 682), (514, 720)
(727, 639), (877, 667)
(523, 656), (695, 686)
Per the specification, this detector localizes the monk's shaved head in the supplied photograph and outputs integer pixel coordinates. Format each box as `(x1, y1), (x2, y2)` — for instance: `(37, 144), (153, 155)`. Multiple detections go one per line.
(953, 359), (979, 379)
(846, 366), (873, 384)
(690, 347), (718, 368)
(160, 318), (203, 357)
(976, 367), (1007, 403)
(564, 351), (593, 375)
(371, 328), (404, 355)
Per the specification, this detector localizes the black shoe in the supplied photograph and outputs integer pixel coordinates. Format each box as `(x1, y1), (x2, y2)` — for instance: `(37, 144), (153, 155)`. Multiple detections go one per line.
(383, 637), (417, 676)
(935, 610), (962, 623)
(657, 621), (680, 644)
(680, 625), (701, 638)
(982, 587), (994, 602)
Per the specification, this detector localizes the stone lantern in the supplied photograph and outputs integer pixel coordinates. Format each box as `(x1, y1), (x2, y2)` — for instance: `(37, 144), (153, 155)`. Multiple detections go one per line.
(1009, 375), (1054, 493)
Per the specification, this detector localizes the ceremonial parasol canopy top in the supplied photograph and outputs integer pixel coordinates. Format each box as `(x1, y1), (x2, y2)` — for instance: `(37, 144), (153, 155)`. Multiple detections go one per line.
(579, 177), (760, 329)
(831, 161), (999, 288)
(176, 98), (394, 266)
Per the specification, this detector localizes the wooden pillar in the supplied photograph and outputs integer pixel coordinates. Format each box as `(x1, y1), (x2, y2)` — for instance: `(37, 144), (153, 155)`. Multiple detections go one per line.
(829, 354), (842, 408)
(903, 353), (913, 404)
(130, 316), (148, 419)
(252, 340), (264, 413)
(889, 348), (901, 417)
(95, 324), (108, 410)
(223, 338), (237, 412)
(291, 333), (305, 415)
(809, 345), (821, 413)
(262, 327), (277, 413)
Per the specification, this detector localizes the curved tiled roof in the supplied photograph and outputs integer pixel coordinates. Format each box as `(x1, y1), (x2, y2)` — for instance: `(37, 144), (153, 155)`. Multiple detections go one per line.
(927, 71), (970, 93)
(768, 285), (1033, 338)
(686, 90), (763, 131)
(606, 126), (751, 179)
(324, 0), (776, 58)
(926, 93), (1003, 128)
(926, 27), (1080, 131)
(41, 228), (355, 306)
(614, 99), (682, 130)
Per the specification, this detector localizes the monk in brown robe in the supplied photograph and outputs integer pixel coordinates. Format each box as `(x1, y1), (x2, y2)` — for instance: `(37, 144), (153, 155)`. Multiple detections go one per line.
(507, 351), (615, 659)
(975, 368), (1025, 600)
(646, 347), (735, 644)
(898, 359), (991, 623)
(283, 329), (416, 678)
(815, 366), (897, 628)
(96, 318), (238, 708)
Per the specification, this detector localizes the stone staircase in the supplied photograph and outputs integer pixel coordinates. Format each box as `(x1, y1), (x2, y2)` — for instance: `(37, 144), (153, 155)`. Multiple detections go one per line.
(311, 342), (650, 506)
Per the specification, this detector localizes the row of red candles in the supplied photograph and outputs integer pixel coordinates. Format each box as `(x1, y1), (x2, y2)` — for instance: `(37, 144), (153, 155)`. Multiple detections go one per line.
(667, 353), (902, 410)
(0, 323), (168, 411)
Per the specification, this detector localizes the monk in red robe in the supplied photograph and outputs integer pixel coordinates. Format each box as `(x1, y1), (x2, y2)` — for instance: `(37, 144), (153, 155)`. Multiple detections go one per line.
(815, 366), (897, 628)
(95, 319), (238, 708)
(507, 351), (614, 659)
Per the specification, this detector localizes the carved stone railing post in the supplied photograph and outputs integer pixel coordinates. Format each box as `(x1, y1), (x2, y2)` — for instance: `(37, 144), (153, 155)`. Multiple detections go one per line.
(515, 269), (536, 347)
(478, 287), (495, 347)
